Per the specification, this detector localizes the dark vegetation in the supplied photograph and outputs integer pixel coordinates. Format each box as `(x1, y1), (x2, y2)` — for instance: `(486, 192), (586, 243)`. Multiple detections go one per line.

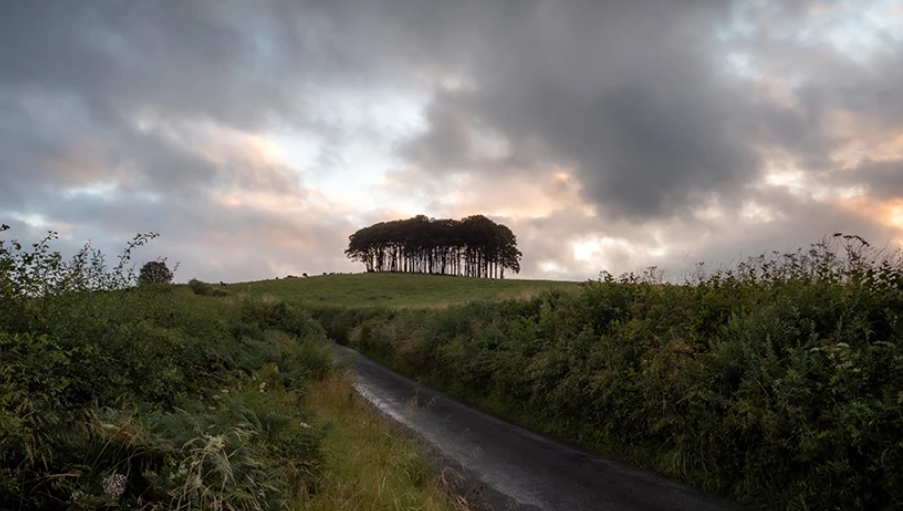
(188, 278), (230, 297)
(0, 225), (333, 510)
(345, 214), (522, 278)
(139, 260), (175, 285)
(318, 235), (903, 511)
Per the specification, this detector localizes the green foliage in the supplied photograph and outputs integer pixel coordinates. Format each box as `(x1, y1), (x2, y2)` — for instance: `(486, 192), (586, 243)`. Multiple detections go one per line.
(188, 278), (230, 297)
(305, 305), (390, 344)
(0, 226), (333, 510)
(339, 235), (903, 511)
(139, 259), (174, 285)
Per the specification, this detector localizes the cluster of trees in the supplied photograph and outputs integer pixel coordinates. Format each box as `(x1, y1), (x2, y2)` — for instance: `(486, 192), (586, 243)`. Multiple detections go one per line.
(345, 215), (522, 278)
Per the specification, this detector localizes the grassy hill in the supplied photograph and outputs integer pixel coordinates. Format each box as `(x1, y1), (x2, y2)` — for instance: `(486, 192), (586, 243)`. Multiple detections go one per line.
(229, 272), (580, 308)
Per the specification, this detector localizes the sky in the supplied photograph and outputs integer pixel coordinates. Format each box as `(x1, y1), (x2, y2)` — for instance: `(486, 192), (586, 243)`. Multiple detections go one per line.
(2, 0), (903, 282)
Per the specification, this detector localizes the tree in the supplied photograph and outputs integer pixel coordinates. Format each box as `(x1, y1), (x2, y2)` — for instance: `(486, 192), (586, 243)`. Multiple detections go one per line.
(138, 260), (173, 285)
(345, 215), (522, 278)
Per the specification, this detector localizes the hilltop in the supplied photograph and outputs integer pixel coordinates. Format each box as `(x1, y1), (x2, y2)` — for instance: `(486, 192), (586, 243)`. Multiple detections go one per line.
(229, 272), (579, 308)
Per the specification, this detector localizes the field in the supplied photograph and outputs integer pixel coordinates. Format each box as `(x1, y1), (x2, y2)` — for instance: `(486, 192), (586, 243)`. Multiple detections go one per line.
(229, 272), (578, 308)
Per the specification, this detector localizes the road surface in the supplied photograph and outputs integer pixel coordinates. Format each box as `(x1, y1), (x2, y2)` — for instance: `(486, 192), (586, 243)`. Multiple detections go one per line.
(334, 345), (751, 511)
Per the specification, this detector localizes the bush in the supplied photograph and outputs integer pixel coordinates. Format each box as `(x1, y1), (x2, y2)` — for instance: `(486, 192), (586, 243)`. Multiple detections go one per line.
(188, 278), (229, 297)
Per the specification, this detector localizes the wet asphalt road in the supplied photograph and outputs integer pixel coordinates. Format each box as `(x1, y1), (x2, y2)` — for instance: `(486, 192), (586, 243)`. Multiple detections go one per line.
(334, 345), (751, 511)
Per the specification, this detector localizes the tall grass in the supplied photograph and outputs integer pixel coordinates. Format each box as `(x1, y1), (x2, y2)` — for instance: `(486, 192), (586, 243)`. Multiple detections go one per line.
(300, 375), (469, 511)
(339, 234), (903, 511)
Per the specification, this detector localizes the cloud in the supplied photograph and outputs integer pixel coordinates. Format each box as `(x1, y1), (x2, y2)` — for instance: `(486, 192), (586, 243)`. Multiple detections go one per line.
(394, 0), (766, 219)
(826, 158), (903, 200)
(2, 0), (903, 282)
(0, 2), (315, 127)
(0, 1), (366, 281)
(396, 0), (903, 216)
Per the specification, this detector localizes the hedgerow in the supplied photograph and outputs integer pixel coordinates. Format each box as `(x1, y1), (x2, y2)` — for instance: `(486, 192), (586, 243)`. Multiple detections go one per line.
(342, 234), (903, 511)
(0, 225), (333, 509)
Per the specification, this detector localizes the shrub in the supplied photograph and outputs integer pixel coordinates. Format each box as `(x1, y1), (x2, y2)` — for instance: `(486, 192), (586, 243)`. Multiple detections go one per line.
(188, 278), (229, 297)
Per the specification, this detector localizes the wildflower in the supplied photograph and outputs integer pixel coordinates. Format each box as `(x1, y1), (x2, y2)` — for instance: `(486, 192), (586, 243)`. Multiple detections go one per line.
(204, 434), (226, 452)
(103, 473), (127, 502)
(69, 490), (87, 505)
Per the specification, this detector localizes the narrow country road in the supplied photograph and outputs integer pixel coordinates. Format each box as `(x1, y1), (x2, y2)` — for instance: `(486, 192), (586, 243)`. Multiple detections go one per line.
(334, 345), (751, 511)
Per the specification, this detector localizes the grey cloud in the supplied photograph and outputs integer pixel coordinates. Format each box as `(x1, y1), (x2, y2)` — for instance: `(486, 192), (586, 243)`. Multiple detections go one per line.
(510, 186), (898, 281)
(30, 187), (356, 282)
(0, 2), (300, 128)
(0, 0), (402, 171)
(0, 0), (365, 282)
(398, 98), (475, 171)
(393, 0), (765, 218)
(674, 207), (899, 280)
(395, 0), (903, 219)
(116, 131), (217, 196)
(829, 159), (903, 201)
(346, 0), (903, 276)
(0, 1), (309, 204)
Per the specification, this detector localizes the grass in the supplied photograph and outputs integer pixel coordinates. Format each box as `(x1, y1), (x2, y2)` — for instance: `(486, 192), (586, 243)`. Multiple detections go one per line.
(229, 272), (579, 309)
(300, 374), (468, 511)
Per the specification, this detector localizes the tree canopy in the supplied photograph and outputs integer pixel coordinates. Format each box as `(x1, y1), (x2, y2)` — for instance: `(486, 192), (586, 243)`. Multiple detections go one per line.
(345, 215), (522, 278)
(138, 260), (173, 285)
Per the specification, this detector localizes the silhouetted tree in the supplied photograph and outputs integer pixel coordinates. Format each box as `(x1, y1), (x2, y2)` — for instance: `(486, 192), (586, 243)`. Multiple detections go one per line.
(345, 215), (522, 278)
(138, 260), (173, 285)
